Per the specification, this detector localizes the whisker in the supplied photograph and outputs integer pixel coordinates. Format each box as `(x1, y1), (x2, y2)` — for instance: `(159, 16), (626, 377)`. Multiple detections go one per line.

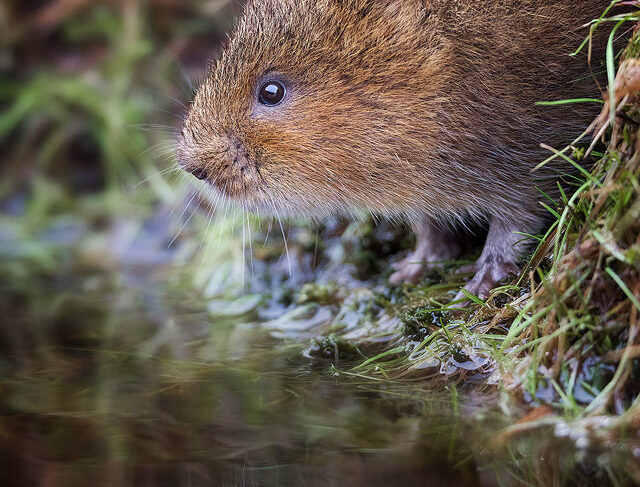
(170, 186), (197, 219)
(135, 140), (178, 162)
(198, 178), (223, 262)
(313, 227), (319, 270)
(247, 210), (254, 277)
(131, 124), (181, 133)
(131, 102), (189, 120)
(268, 194), (292, 276)
(168, 195), (199, 248)
(218, 184), (230, 246)
(241, 206), (246, 289)
(138, 85), (188, 111)
(167, 187), (199, 246)
(264, 219), (273, 245)
(166, 50), (195, 96)
(135, 165), (181, 189)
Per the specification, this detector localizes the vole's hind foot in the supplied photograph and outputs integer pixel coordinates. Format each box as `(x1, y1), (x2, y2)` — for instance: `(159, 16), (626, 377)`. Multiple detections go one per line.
(389, 218), (461, 286)
(453, 217), (528, 303)
(454, 258), (520, 301)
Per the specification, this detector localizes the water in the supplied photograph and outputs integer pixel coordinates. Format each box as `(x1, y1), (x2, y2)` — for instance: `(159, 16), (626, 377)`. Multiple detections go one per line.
(0, 207), (635, 487)
(0, 263), (487, 486)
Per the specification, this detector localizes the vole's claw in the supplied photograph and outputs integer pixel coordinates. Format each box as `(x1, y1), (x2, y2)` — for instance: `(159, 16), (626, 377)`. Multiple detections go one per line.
(452, 217), (524, 303)
(454, 259), (520, 303)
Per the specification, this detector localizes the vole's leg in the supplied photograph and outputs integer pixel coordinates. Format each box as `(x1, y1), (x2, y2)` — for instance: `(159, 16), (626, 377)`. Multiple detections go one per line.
(454, 217), (524, 301)
(389, 218), (461, 285)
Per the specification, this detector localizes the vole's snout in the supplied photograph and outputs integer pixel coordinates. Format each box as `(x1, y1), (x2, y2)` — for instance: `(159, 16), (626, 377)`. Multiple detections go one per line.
(176, 125), (263, 205)
(230, 139), (251, 173)
(176, 144), (207, 182)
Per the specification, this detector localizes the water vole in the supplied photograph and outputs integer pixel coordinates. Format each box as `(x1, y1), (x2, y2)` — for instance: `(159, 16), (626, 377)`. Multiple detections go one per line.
(178, 0), (610, 299)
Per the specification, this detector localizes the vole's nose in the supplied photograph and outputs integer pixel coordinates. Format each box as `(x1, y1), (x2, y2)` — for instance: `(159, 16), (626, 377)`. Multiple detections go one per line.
(177, 150), (209, 181)
(189, 167), (208, 181)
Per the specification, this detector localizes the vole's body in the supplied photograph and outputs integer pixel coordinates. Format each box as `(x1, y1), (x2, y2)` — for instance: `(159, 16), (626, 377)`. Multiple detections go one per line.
(179, 0), (609, 298)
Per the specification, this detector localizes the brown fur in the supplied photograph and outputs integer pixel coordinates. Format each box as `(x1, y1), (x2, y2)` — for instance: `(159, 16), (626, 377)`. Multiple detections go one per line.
(178, 0), (613, 295)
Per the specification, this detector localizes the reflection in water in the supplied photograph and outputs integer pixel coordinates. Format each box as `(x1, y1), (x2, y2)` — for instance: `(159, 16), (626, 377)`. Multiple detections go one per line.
(1, 363), (486, 486)
(0, 286), (489, 486)
(0, 214), (490, 487)
(0, 211), (634, 487)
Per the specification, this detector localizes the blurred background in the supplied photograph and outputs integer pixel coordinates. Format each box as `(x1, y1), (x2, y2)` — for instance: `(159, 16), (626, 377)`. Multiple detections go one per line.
(1, 2), (638, 486)
(0, 0), (247, 302)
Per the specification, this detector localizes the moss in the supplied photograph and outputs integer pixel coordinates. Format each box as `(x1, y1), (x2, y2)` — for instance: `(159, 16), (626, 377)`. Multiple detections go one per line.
(305, 334), (361, 361)
(401, 306), (450, 341)
(297, 282), (343, 306)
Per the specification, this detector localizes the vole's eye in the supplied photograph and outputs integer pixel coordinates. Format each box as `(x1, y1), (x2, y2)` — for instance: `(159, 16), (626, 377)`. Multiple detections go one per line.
(258, 81), (286, 106)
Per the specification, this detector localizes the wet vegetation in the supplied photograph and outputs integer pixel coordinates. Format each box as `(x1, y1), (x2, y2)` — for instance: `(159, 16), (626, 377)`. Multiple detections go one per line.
(2, 1), (640, 486)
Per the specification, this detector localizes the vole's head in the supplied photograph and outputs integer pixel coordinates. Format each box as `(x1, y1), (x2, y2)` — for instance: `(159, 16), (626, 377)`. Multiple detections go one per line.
(178, 0), (449, 219)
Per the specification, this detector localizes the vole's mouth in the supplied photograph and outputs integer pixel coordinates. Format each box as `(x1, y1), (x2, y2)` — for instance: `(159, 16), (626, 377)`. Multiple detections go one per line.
(178, 134), (266, 204)
(200, 157), (266, 206)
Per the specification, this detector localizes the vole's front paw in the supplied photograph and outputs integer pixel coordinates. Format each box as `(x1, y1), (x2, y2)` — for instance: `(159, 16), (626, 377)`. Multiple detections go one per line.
(389, 219), (461, 286)
(389, 255), (428, 285)
(454, 259), (520, 302)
